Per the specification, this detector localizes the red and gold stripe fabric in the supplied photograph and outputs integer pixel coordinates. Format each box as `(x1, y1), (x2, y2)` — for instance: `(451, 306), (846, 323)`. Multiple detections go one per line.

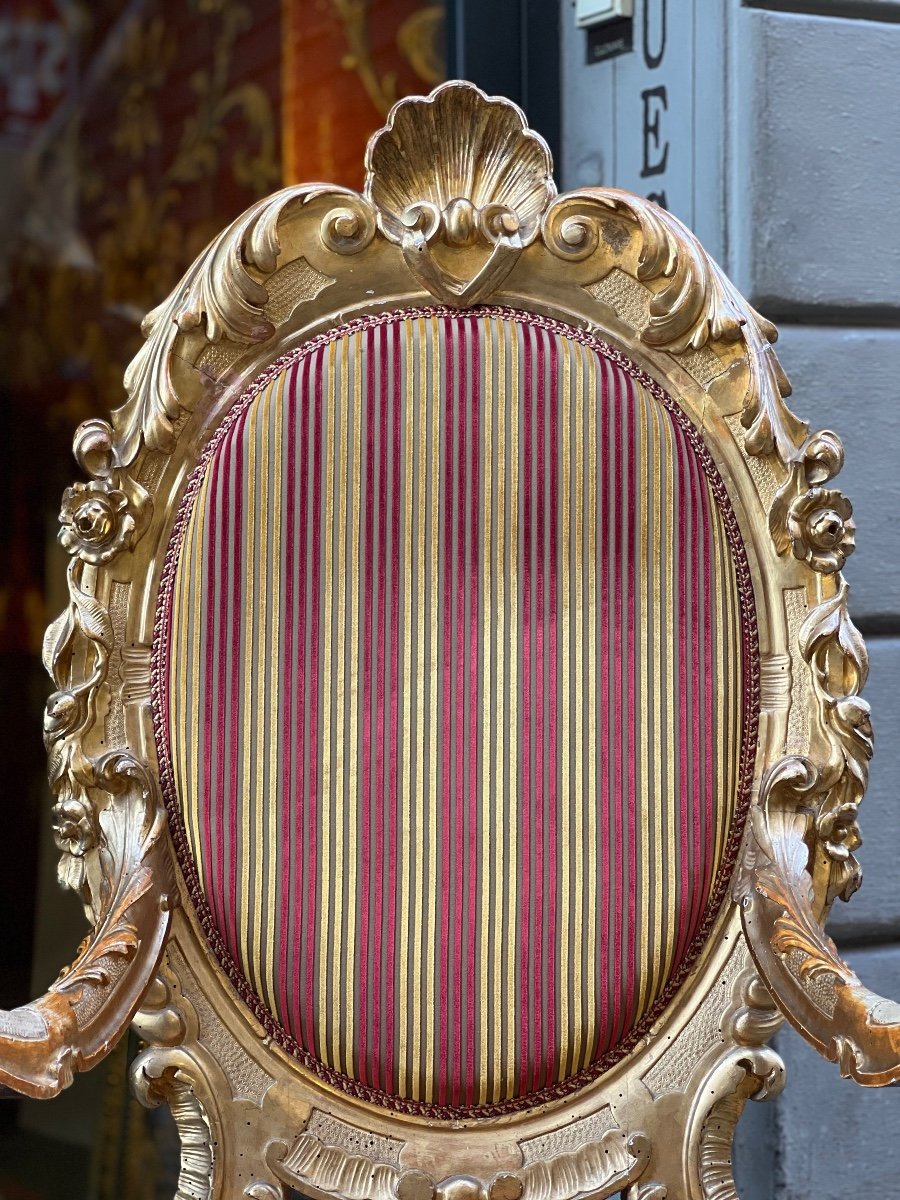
(155, 309), (757, 1116)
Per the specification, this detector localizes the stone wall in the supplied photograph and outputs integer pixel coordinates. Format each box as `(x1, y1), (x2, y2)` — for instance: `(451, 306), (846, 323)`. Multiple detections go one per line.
(561, 4), (899, 1195)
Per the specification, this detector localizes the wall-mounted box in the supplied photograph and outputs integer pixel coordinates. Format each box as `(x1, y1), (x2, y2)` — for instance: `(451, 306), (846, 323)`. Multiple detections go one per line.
(575, 0), (634, 28)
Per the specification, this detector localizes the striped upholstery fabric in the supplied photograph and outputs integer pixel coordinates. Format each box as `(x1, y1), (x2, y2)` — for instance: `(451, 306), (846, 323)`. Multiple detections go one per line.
(155, 309), (757, 1116)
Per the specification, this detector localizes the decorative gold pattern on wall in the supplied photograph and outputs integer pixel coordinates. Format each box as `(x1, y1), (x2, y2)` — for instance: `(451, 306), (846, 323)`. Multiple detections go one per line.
(5, 0), (280, 438)
(282, 0), (445, 188)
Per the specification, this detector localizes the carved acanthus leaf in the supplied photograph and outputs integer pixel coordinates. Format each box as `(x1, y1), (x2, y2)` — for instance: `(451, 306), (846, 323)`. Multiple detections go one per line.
(800, 582), (868, 698)
(698, 1093), (743, 1200)
(518, 1131), (650, 1200)
(0, 752), (173, 1098)
(8, 77), (895, 1193)
(743, 747), (900, 1084)
(132, 1045), (214, 1200)
(278, 1126), (651, 1200)
(1, 419), (174, 1098)
(626, 1187), (668, 1200)
(541, 188), (863, 575)
(542, 190), (745, 353)
(739, 562), (886, 1070)
(114, 185), (373, 465)
(794, 583), (871, 899)
(281, 1132), (399, 1200)
(682, 967), (784, 1200)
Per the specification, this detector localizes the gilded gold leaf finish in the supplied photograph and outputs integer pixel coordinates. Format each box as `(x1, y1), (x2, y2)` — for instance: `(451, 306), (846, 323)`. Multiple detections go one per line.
(739, 560), (898, 1082)
(758, 655), (791, 714)
(784, 587), (812, 755)
(0, 408), (173, 1099)
(685, 969), (784, 1199)
(531, 158), (896, 1091)
(264, 257), (335, 325)
(308, 1110), (404, 1165)
(517, 1132), (651, 1200)
(723, 413), (779, 509)
(518, 1108), (617, 1163)
(679, 345), (728, 388)
(115, 185), (374, 464)
(196, 338), (244, 379)
(364, 82), (554, 305)
(583, 268), (651, 331)
(0, 741), (173, 1098)
(366, 81), (554, 246)
(167, 943), (272, 1107)
(4, 79), (896, 1197)
(132, 1048), (215, 1200)
(643, 946), (747, 1100)
(279, 1133), (400, 1200)
(542, 189), (746, 351)
(277, 1125), (650, 1200)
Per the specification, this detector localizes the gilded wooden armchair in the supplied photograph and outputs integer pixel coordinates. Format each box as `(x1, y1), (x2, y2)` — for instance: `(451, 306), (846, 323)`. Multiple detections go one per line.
(2, 82), (898, 1200)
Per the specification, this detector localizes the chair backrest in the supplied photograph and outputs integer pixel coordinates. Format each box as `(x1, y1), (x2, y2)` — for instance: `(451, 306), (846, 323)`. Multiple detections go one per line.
(155, 306), (752, 1115)
(2, 81), (897, 1200)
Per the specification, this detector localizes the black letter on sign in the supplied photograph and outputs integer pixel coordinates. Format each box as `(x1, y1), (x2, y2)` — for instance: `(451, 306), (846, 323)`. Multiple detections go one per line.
(641, 86), (669, 178)
(643, 0), (667, 70)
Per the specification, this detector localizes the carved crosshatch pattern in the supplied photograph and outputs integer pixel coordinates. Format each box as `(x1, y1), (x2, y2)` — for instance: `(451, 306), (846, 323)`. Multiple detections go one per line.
(1, 81), (898, 1199)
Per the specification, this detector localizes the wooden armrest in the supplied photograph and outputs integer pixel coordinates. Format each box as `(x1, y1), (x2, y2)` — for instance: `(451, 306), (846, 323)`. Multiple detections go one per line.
(739, 587), (900, 1086)
(0, 751), (173, 1098)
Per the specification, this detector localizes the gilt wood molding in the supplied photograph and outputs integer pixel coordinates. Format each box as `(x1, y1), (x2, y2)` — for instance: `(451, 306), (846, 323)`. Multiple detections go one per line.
(1, 80), (896, 1199)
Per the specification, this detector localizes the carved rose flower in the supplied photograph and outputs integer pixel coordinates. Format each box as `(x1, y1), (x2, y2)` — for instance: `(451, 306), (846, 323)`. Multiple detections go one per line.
(59, 479), (135, 564)
(787, 487), (855, 574)
(52, 791), (98, 858)
(816, 801), (862, 862)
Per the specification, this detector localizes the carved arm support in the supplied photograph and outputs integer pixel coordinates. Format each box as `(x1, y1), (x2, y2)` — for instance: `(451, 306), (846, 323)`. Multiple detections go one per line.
(0, 756), (174, 1098)
(0, 428), (176, 1098)
(738, 580), (900, 1084)
(743, 794), (900, 1085)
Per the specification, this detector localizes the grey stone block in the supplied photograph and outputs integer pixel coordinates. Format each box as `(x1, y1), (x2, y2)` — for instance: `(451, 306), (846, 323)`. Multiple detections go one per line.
(745, 0), (900, 15)
(733, 1088), (776, 1200)
(772, 326), (900, 622)
(734, 11), (900, 312)
(767, 946), (900, 1200)
(828, 638), (900, 943)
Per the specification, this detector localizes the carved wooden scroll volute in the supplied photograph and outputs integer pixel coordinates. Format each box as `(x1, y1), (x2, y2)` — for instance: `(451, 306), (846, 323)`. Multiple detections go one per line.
(1, 81), (897, 1200)
(0, 420), (175, 1098)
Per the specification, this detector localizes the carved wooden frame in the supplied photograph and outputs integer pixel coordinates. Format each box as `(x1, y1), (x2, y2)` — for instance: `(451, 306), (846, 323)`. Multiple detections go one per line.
(2, 82), (898, 1200)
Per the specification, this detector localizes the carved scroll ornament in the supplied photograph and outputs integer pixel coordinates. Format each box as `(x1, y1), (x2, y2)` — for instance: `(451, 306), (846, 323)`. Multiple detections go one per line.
(2, 80), (897, 1200)
(536, 180), (900, 1087)
(0, 420), (173, 1099)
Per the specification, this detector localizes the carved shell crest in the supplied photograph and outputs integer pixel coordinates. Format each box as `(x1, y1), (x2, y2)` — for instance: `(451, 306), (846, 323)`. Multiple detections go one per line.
(365, 80), (556, 246)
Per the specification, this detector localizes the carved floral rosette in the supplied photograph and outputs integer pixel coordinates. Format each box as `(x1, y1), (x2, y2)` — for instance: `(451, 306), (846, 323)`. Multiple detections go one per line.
(1, 81), (897, 1200)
